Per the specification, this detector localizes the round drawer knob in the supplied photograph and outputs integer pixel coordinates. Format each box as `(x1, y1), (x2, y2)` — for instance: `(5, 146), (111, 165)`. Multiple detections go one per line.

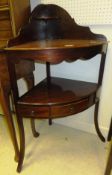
(70, 106), (74, 112)
(31, 111), (35, 116)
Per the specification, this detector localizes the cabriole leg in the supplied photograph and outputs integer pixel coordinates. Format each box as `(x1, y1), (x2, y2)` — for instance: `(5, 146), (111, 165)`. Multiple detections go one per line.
(24, 74), (39, 138)
(94, 100), (105, 142)
(16, 115), (25, 173)
(30, 119), (40, 137)
(0, 86), (19, 162)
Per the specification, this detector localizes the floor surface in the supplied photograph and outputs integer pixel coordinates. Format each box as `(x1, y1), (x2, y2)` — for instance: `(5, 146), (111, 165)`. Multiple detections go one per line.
(0, 116), (109, 175)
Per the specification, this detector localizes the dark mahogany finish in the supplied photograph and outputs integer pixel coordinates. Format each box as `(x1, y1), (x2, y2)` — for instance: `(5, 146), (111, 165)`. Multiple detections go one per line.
(5, 4), (108, 172)
(107, 118), (112, 141)
(8, 4), (106, 45)
(17, 77), (97, 118)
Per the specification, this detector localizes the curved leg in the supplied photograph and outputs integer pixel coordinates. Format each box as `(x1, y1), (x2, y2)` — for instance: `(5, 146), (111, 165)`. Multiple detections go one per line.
(30, 119), (40, 137)
(94, 100), (105, 142)
(16, 115), (25, 173)
(49, 118), (52, 125)
(24, 73), (39, 137)
(0, 86), (19, 161)
(107, 118), (112, 141)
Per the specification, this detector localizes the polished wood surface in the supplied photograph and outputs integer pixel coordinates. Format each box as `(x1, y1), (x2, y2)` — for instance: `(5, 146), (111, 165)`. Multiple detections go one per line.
(17, 77), (97, 119)
(18, 77), (97, 105)
(6, 39), (107, 50)
(5, 4), (108, 172)
(6, 39), (106, 64)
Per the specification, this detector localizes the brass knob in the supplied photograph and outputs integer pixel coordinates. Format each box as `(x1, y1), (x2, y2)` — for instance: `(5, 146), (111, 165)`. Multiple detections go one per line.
(70, 106), (74, 113)
(31, 111), (35, 116)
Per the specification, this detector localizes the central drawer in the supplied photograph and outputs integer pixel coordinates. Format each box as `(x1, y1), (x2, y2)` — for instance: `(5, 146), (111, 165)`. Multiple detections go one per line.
(51, 98), (89, 118)
(17, 98), (89, 119)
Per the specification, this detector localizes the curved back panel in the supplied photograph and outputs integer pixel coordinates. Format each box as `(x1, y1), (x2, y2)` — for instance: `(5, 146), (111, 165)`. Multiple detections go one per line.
(8, 4), (106, 46)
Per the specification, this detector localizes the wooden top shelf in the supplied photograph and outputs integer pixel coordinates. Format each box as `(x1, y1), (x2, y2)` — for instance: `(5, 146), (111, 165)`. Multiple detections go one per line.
(5, 39), (107, 64)
(5, 39), (107, 51)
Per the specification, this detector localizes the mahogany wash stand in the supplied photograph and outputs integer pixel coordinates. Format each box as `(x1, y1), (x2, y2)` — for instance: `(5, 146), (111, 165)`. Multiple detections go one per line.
(5, 4), (108, 172)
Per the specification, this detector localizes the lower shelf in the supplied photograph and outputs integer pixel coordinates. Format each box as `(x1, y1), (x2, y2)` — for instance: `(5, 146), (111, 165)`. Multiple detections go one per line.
(17, 77), (98, 119)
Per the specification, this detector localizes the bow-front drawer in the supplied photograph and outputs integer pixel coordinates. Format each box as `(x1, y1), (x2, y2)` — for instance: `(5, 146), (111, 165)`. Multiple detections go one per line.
(51, 98), (89, 118)
(18, 98), (89, 119)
